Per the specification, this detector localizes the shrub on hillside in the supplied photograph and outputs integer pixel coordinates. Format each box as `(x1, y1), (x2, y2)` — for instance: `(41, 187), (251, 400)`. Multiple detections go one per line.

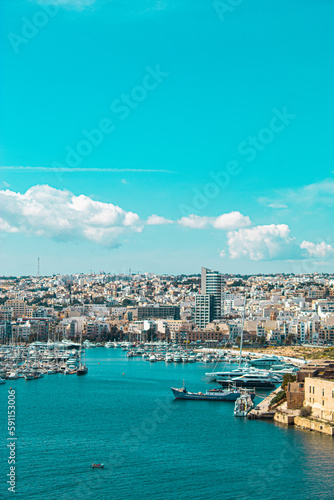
(282, 373), (296, 390)
(269, 390), (286, 408)
(299, 405), (312, 417)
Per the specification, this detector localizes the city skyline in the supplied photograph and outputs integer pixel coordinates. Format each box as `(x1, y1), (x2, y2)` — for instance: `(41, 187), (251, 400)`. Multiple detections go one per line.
(1, 0), (334, 275)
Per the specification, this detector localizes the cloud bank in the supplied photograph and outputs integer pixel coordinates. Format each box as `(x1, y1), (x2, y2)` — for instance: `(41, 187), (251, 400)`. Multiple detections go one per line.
(1, 185), (332, 263)
(300, 240), (334, 258)
(0, 185), (142, 246)
(227, 224), (294, 261)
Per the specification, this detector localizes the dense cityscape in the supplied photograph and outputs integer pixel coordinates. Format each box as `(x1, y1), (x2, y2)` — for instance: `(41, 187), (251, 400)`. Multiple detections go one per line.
(1, 268), (334, 346)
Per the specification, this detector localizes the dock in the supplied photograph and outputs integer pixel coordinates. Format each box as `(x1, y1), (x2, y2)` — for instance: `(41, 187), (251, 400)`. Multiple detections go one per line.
(247, 386), (282, 420)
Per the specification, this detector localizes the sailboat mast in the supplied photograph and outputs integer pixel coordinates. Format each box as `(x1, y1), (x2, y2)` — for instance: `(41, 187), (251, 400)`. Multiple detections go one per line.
(238, 295), (247, 368)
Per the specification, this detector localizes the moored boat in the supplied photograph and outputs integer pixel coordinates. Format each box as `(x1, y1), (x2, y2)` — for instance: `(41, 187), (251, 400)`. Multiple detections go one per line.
(217, 374), (276, 389)
(171, 385), (255, 401)
(77, 366), (88, 376)
(234, 394), (254, 416)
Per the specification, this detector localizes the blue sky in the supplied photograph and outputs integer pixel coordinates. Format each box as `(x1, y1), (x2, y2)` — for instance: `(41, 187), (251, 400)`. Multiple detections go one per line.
(1, 0), (334, 275)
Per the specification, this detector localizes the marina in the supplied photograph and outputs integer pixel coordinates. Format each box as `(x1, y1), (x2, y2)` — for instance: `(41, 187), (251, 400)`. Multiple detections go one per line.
(0, 340), (300, 385)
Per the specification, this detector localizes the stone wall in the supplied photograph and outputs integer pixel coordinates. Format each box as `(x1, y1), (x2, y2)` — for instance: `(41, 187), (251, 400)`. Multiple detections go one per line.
(286, 381), (304, 409)
(274, 412), (295, 425)
(294, 416), (334, 436)
(287, 390), (304, 409)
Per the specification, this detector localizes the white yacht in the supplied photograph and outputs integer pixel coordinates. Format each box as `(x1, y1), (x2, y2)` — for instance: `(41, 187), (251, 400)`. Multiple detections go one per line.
(218, 373), (277, 389)
(250, 356), (283, 368)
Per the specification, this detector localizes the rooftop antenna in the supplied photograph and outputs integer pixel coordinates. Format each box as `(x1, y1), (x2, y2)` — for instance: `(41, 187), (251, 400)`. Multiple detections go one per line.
(37, 257), (40, 277)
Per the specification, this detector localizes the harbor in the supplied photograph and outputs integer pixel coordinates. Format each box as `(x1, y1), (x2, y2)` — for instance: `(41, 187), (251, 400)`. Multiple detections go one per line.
(1, 346), (334, 500)
(0, 339), (299, 385)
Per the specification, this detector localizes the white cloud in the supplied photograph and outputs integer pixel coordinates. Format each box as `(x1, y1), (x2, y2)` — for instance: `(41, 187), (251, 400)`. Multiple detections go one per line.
(147, 215), (173, 225)
(178, 215), (211, 229)
(0, 185), (142, 246)
(178, 211), (251, 230)
(211, 211), (251, 230)
(300, 240), (334, 259)
(227, 224), (295, 261)
(0, 218), (19, 233)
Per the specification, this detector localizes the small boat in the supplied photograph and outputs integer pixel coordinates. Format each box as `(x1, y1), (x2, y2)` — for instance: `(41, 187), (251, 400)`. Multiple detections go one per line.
(91, 463), (104, 469)
(25, 374), (35, 380)
(0, 378), (6, 384)
(234, 394), (254, 417)
(77, 366), (88, 376)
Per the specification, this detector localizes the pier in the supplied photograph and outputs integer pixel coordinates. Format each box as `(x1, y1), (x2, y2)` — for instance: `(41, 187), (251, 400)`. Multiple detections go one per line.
(247, 386), (282, 419)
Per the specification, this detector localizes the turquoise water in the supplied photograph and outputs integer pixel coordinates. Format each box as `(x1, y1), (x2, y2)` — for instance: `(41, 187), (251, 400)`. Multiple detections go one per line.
(1, 348), (334, 499)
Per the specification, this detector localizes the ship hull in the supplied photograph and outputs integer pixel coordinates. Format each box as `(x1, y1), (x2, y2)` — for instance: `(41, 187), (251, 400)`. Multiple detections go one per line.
(217, 379), (276, 389)
(171, 388), (254, 401)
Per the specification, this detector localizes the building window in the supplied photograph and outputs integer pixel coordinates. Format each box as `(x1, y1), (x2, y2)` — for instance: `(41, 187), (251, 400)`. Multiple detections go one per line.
(309, 386), (311, 393)
(322, 401), (325, 406)
(313, 387), (315, 394)
(322, 388), (325, 397)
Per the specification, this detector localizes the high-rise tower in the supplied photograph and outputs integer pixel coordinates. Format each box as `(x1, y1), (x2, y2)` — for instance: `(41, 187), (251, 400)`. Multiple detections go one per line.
(200, 267), (223, 319)
(194, 267), (224, 329)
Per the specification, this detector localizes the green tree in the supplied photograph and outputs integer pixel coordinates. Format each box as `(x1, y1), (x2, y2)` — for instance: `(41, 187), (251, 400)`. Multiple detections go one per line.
(282, 373), (296, 390)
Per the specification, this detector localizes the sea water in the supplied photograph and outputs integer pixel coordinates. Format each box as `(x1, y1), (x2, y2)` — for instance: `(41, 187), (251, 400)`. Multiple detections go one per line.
(0, 348), (333, 499)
